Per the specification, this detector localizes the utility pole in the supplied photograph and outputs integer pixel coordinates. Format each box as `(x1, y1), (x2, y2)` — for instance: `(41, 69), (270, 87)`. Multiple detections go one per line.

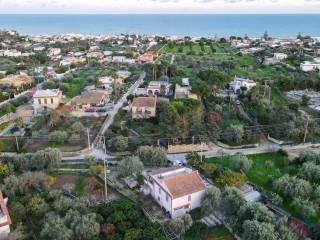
(303, 115), (310, 143)
(15, 136), (19, 152)
(87, 128), (91, 150)
(103, 136), (108, 202)
(200, 140), (203, 162)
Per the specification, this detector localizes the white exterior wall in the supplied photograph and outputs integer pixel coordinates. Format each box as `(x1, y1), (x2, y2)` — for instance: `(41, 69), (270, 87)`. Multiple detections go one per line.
(148, 181), (172, 213)
(171, 190), (205, 219)
(0, 225), (10, 240)
(0, 215), (10, 240)
(33, 95), (61, 113)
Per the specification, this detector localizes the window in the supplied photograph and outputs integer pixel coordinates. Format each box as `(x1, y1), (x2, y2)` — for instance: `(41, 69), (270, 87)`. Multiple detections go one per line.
(44, 98), (47, 104)
(38, 99), (41, 104)
(51, 98), (53, 104)
(188, 195), (191, 202)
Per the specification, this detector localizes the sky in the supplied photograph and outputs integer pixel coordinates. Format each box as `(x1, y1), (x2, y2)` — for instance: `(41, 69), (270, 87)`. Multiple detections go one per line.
(0, 0), (320, 14)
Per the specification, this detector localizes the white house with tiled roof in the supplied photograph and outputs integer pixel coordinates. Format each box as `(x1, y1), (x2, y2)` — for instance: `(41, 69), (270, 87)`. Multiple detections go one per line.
(0, 191), (11, 239)
(143, 167), (206, 219)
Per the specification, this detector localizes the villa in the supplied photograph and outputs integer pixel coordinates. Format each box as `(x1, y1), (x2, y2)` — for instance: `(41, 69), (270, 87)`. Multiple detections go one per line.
(147, 81), (171, 96)
(0, 73), (32, 87)
(231, 76), (256, 94)
(72, 90), (109, 110)
(33, 89), (62, 113)
(131, 96), (156, 119)
(143, 167), (206, 219)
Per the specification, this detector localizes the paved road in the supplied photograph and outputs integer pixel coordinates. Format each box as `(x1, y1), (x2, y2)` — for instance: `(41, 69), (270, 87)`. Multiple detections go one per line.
(92, 72), (146, 147)
(167, 142), (320, 163)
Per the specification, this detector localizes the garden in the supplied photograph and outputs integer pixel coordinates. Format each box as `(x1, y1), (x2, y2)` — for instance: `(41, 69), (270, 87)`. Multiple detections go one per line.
(202, 150), (320, 224)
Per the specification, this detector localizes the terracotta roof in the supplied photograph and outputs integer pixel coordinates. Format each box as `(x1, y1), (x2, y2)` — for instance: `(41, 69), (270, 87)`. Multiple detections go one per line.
(0, 191), (11, 227)
(163, 171), (205, 199)
(132, 97), (156, 108)
(72, 90), (108, 105)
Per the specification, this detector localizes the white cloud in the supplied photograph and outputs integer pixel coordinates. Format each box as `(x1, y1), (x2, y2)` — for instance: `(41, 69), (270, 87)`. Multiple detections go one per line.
(0, 0), (319, 13)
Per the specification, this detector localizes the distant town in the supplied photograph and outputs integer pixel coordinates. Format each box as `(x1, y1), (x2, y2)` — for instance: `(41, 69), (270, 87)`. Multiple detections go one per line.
(0, 30), (320, 240)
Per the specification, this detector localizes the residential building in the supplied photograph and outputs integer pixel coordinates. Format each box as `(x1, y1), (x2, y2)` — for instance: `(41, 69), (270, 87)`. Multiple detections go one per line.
(231, 76), (257, 94)
(98, 76), (114, 89)
(0, 191), (11, 240)
(138, 53), (154, 63)
(301, 58), (320, 72)
(0, 73), (32, 87)
(3, 49), (22, 57)
(48, 48), (61, 56)
(60, 57), (86, 66)
(116, 70), (131, 80)
(72, 90), (109, 110)
(33, 89), (62, 113)
(131, 96), (156, 119)
(143, 167), (206, 219)
(174, 78), (197, 99)
(86, 51), (104, 60)
(264, 53), (288, 65)
(147, 81), (171, 96)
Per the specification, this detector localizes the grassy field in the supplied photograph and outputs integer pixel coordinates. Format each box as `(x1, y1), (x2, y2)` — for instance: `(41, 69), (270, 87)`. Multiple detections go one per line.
(185, 225), (233, 240)
(74, 176), (86, 195)
(207, 152), (291, 189)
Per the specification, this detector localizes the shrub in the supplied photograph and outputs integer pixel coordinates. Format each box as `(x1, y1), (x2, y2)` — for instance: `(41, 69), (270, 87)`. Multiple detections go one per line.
(49, 130), (68, 144)
(273, 174), (312, 199)
(136, 146), (167, 166)
(184, 222), (209, 239)
(230, 154), (253, 173)
(290, 198), (319, 219)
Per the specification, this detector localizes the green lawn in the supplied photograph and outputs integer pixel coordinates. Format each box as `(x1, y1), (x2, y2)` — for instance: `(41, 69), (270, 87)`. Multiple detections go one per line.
(207, 152), (291, 189)
(185, 225), (233, 240)
(75, 176), (86, 195)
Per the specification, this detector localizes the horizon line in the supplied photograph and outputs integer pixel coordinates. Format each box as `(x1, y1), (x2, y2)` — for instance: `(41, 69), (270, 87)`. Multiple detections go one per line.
(1, 12), (320, 15)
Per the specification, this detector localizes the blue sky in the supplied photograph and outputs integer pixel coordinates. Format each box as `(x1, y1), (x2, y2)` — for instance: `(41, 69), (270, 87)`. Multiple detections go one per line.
(0, 0), (320, 14)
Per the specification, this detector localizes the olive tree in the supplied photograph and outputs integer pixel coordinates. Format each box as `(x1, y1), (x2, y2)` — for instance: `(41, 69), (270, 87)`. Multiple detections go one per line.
(221, 187), (245, 216)
(107, 135), (128, 152)
(290, 198), (319, 219)
(49, 131), (68, 144)
(117, 156), (144, 177)
(230, 153), (253, 173)
(170, 214), (193, 237)
(294, 150), (320, 164)
(237, 202), (275, 224)
(40, 213), (73, 240)
(2, 171), (48, 197)
(276, 218), (300, 240)
(136, 146), (168, 166)
(201, 186), (221, 215)
(242, 220), (278, 240)
(315, 186), (320, 202)
(299, 161), (320, 183)
(64, 209), (100, 240)
(273, 174), (312, 199)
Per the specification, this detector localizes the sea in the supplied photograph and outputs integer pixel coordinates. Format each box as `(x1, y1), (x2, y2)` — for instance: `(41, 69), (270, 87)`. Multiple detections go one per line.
(0, 14), (320, 38)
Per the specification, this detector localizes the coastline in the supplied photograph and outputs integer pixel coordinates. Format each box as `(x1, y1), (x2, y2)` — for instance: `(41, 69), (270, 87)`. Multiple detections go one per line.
(0, 14), (320, 38)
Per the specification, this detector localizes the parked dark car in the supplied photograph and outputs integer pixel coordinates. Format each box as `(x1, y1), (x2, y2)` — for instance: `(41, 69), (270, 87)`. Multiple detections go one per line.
(96, 108), (107, 113)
